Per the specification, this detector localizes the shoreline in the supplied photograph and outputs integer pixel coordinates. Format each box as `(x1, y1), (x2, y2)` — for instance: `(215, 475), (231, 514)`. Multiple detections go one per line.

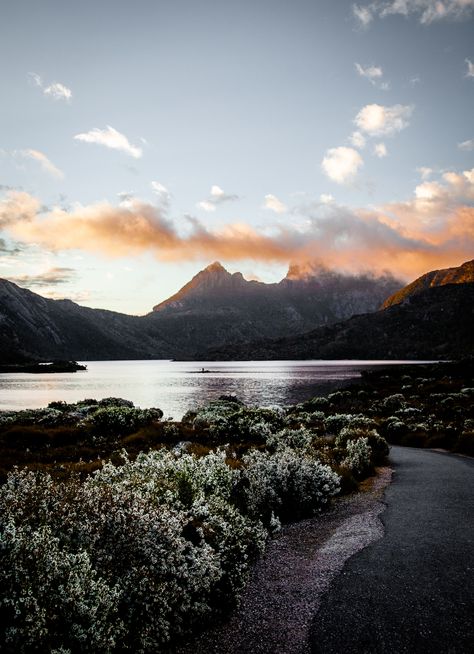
(177, 466), (392, 654)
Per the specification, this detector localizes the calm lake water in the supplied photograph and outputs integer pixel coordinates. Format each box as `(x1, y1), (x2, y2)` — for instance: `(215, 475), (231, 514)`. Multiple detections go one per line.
(0, 360), (433, 419)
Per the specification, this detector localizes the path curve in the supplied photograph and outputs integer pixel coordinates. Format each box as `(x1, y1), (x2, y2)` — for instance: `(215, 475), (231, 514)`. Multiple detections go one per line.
(309, 446), (474, 653)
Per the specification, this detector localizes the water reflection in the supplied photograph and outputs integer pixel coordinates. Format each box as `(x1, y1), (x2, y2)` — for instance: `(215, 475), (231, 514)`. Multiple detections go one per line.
(0, 359), (434, 418)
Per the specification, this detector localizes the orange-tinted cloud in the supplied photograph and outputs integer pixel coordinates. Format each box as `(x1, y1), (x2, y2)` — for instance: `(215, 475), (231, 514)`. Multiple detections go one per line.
(1, 168), (473, 280)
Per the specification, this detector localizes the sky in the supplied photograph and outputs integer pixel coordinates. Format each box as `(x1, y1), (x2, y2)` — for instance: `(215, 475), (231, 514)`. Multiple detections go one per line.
(0, 0), (473, 314)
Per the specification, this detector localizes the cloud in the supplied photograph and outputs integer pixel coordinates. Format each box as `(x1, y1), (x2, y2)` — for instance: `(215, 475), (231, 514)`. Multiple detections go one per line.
(28, 72), (72, 102)
(465, 58), (474, 77)
(353, 3), (374, 27)
(0, 190), (41, 227)
(0, 237), (21, 255)
(320, 194), (334, 204)
(74, 126), (143, 159)
(355, 63), (383, 80)
(417, 166), (433, 180)
(355, 62), (389, 89)
(151, 181), (171, 208)
(19, 149), (64, 179)
(197, 185), (239, 211)
(354, 103), (413, 137)
(263, 194), (288, 213)
(373, 142), (388, 158)
(44, 82), (72, 101)
(321, 147), (363, 184)
(9, 267), (77, 287)
(458, 139), (474, 151)
(353, 1), (474, 26)
(349, 131), (367, 149)
(2, 168), (474, 280)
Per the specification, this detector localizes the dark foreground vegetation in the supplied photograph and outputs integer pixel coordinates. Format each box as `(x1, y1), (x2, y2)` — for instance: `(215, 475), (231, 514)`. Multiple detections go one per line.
(0, 360), (472, 651)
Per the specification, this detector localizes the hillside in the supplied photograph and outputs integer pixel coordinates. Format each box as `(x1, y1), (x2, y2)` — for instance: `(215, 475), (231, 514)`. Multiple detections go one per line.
(200, 283), (474, 361)
(382, 259), (474, 308)
(0, 279), (174, 362)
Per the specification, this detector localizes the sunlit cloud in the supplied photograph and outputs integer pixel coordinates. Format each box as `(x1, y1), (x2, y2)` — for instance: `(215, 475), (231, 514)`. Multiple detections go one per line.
(354, 103), (413, 137)
(197, 185), (239, 211)
(322, 147), (363, 184)
(262, 194), (288, 213)
(2, 167), (473, 281)
(353, 1), (474, 26)
(74, 125), (143, 159)
(28, 72), (72, 101)
(19, 149), (64, 179)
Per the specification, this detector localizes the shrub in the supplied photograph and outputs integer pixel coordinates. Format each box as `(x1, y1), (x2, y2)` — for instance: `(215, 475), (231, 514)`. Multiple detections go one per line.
(266, 427), (313, 452)
(335, 427), (389, 464)
(81, 406), (163, 436)
(241, 448), (340, 523)
(342, 437), (372, 478)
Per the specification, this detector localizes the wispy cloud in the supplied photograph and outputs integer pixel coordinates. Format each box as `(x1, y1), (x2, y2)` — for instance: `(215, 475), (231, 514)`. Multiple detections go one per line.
(417, 166), (433, 180)
(262, 194), (288, 213)
(349, 131), (366, 149)
(9, 267), (77, 287)
(458, 139), (474, 151)
(151, 181), (171, 209)
(197, 185), (239, 212)
(354, 103), (413, 137)
(2, 169), (474, 280)
(353, 3), (374, 27)
(0, 237), (22, 255)
(321, 147), (363, 184)
(355, 62), (390, 89)
(353, 1), (474, 27)
(74, 126), (143, 159)
(373, 142), (388, 158)
(19, 149), (64, 179)
(465, 58), (474, 78)
(28, 72), (72, 101)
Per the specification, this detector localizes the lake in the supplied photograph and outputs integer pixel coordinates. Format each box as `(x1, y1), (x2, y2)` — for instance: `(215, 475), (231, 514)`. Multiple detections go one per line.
(0, 359), (434, 419)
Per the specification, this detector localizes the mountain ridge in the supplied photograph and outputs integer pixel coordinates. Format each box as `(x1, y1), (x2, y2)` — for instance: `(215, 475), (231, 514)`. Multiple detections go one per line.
(382, 259), (474, 308)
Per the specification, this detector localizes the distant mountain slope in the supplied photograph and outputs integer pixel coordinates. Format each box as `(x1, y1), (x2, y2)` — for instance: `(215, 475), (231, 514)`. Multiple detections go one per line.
(149, 261), (401, 353)
(382, 259), (474, 309)
(201, 283), (474, 361)
(0, 279), (174, 362)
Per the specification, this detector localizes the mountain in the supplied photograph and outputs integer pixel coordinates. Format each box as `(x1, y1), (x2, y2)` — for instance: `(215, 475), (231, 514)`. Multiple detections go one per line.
(382, 259), (474, 309)
(0, 279), (174, 362)
(200, 283), (474, 361)
(148, 261), (401, 354)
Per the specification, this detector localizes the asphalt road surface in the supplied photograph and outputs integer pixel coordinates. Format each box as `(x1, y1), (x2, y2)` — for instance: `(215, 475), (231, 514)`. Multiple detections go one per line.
(309, 446), (474, 654)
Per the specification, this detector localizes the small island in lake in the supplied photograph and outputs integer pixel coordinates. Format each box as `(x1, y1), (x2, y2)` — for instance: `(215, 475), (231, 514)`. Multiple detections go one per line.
(0, 360), (87, 374)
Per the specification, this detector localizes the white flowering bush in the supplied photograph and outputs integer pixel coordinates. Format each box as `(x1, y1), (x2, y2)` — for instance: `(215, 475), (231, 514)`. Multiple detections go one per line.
(342, 437), (372, 478)
(0, 436), (341, 651)
(266, 427), (313, 452)
(242, 448), (340, 523)
(81, 406), (163, 436)
(335, 427), (389, 464)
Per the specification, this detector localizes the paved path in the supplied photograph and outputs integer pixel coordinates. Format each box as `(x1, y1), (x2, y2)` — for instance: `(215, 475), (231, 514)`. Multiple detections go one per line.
(309, 447), (474, 653)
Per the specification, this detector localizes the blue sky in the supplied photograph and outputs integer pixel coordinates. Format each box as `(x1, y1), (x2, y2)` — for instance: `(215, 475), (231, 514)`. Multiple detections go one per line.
(0, 0), (473, 313)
